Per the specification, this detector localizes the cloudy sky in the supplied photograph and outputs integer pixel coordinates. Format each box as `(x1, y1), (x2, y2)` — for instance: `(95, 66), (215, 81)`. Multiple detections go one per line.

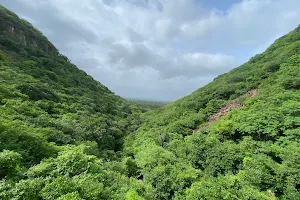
(1, 0), (300, 101)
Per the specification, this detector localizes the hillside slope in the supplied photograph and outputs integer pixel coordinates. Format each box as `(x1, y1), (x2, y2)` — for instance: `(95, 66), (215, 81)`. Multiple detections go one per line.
(0, 5), (142, 153)
(0, 6), (155, 199)
(124, 26), (300, 199)
(0, 5), (300, 200)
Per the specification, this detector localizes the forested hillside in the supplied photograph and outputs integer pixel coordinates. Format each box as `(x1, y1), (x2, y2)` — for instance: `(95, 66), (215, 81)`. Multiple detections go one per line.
(129, 99), (169, 112)
(123, 26), (300, 199)
(0, 5), (299, 200)
(0, 6), (153, 199)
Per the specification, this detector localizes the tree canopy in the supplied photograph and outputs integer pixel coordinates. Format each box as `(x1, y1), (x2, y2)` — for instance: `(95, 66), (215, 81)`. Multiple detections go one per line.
(0, 5), (299, 200)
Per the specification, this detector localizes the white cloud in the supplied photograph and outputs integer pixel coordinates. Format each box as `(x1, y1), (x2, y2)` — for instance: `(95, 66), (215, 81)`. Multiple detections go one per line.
(1, 0), (300, 101)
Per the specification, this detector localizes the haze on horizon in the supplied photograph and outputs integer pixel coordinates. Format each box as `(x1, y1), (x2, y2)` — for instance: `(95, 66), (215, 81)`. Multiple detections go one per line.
(1, 0), (300, 101)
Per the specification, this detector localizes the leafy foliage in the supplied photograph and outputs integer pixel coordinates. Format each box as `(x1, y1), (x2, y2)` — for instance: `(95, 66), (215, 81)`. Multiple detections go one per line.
(0, 5), (153, 200)
(124, 26), (300, 199)
(1, 5), (300, 200)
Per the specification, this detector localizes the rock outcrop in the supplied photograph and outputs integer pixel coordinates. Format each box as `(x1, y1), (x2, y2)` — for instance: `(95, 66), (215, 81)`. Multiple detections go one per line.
(193, 89), (258, 134)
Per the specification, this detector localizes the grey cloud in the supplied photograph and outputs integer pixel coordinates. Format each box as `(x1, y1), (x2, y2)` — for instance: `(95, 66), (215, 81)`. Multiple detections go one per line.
(126, 27), (145, 42)
(106, 42), (237, 79)
(107, 42), (158, 68)
(0, 0), (299, 101)
(73, 57), (101, 70)
(1, 0), (99, 51)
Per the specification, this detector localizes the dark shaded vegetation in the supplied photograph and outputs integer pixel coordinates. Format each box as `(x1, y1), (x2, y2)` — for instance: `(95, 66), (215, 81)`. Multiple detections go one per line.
(0, 5), (299, 200)
(129, 99), (169, 112)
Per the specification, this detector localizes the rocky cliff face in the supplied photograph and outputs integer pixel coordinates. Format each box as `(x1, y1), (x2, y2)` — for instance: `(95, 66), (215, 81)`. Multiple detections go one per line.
(0, 6), (58, 55)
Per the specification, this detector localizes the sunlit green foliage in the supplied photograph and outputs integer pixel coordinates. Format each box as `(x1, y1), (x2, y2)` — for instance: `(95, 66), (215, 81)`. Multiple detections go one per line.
(1, 5), (300, 200)
(124, 26), (300, 199)
(0, 5), (153, 199)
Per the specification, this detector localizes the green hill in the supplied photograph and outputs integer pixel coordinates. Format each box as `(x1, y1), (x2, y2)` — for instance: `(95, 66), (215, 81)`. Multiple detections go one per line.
(129, 99), (169, 112)
(0, 6), (152, 199)
(123, 26), (300, 199)
(0, 5), (299, 200)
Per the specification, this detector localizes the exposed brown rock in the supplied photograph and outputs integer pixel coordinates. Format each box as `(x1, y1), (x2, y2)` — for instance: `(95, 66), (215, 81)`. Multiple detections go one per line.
(193, 89), (258, 134)
(207, 101), (242, 123)
(246, 89), (258, 97)
(8, 24), (14, 34)
(192, 122), (212, 134)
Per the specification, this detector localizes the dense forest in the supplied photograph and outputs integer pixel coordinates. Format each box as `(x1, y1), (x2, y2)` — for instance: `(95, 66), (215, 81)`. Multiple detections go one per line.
(0, 5), (299, 200)
(129, 100), (169, 112)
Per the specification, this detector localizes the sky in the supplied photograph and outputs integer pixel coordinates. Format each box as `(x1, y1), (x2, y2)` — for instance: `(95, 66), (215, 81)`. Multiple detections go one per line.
(1, 0), (300, 101)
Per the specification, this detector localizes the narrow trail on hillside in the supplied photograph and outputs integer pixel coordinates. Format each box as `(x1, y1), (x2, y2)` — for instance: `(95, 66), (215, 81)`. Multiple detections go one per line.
(193, 89), (257, 134)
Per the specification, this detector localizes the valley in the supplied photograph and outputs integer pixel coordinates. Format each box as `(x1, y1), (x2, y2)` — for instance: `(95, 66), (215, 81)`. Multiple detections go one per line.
(0, 5), (299, 200)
